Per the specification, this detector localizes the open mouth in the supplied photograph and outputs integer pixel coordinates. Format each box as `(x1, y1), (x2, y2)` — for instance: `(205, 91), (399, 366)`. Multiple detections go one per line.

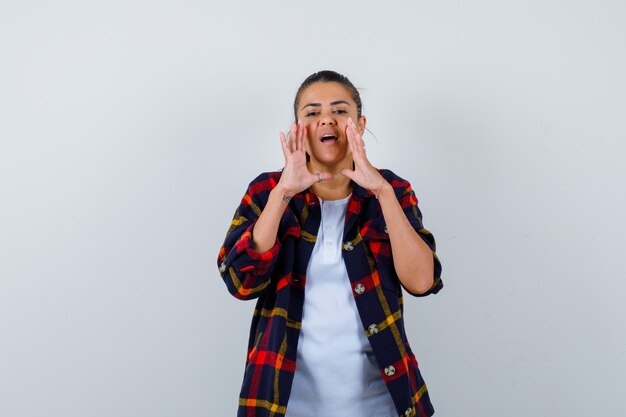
(320, 134), (339, 142)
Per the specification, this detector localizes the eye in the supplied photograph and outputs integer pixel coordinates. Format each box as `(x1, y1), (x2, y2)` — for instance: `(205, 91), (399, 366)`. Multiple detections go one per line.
(333, 108), (348, 114)
(305, 111), (319, 117)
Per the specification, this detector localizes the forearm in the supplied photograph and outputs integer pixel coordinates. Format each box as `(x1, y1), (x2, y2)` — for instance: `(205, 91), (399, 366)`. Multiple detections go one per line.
(251, 186), (291, 253)
(377, 182), (435, 294)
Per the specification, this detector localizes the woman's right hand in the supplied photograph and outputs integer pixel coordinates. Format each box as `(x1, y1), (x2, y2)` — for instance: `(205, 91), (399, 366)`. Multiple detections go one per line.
(278, 121), (332, 197)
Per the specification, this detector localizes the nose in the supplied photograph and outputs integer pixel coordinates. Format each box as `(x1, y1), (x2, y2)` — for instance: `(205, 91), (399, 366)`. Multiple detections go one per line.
(319, 111), (335, 126)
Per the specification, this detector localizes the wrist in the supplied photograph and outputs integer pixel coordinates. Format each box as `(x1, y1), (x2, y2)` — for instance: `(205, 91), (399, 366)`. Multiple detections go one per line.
(271, 184), (294, 204)
(374, 179), (392, 200)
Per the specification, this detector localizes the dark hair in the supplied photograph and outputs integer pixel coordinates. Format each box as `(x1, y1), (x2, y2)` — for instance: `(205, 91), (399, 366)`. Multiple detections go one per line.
(293, 70), (362, 120)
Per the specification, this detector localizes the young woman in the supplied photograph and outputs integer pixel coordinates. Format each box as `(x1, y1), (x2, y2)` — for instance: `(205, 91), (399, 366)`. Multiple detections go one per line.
(218, 70), (443, 417)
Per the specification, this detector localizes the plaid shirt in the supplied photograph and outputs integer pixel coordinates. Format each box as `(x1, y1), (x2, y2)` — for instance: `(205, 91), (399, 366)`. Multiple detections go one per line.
(218, 169), (443, 417)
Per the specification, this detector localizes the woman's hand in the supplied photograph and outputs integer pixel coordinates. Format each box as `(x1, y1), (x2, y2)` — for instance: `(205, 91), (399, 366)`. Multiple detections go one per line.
(278, 121), (333, 197)
(342, 118), (434, 293)
(341, 118), (387, 195)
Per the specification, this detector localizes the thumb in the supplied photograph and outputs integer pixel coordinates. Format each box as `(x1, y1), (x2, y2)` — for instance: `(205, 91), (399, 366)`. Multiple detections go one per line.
(340, 168), (355, 181)
(316, 172), (335, 182)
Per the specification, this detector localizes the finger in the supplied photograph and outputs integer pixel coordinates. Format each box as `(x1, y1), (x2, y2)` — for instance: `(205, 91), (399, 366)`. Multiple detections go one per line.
(298, 121), (305, 152)
(351, 119), (364, 148)
(302, 122), (308, 152)
(346, 119), (360, 157)
(288, 123), (297, 152)
(308, 171), (335, 186)
(280, 132), (290, 160)
(350, 118), (364, 149)
(345, 120), (355, 151)
(350, 120), (367, 160)
(294, 121), (301, 151)
(318, 172), (334, 181)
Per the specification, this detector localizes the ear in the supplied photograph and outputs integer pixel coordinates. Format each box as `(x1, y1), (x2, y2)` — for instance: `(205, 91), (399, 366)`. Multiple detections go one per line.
(357, 115), (367, 136)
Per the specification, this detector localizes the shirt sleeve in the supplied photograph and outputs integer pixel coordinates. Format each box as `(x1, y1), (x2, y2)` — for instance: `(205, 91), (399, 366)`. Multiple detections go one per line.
(217, 173), (282, 300)
(393, 177), (443, 297)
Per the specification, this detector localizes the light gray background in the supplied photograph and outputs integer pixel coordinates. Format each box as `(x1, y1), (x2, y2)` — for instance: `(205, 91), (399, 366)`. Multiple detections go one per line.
(1, 1), (625, 416)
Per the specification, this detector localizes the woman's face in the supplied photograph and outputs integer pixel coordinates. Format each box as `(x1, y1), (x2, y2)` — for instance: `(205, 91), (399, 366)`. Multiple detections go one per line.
(296, 81), (366, 169)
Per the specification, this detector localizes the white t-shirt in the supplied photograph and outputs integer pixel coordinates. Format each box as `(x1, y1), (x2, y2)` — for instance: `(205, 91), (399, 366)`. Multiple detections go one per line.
(286, 195), (397, 417)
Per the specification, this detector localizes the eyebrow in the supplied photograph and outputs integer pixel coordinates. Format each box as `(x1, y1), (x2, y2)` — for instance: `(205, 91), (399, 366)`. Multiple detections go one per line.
(301, 100), (351, 110)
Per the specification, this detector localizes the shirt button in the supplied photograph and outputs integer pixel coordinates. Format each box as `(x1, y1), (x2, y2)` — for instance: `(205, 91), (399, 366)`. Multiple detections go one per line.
(368, 324), (379, 335)
(384, 365), (396, 376)
(219, 262), (226, 274)
(405, 407), (413, 416)
(354, 283), (365, 295)
(384, 226), (389, 234)
(343, 241), (354, 251)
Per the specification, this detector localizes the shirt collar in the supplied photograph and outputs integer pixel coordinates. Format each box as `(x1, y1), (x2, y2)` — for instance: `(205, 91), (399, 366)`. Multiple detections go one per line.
(302, 180), (375, 204)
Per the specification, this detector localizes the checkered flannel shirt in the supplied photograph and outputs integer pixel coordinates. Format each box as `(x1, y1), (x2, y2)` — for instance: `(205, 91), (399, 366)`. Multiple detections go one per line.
(218, 169), (443, 417)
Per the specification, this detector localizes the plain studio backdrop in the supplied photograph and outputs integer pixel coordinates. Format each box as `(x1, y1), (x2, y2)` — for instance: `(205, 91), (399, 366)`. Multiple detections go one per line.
(1, 1), (625, 416)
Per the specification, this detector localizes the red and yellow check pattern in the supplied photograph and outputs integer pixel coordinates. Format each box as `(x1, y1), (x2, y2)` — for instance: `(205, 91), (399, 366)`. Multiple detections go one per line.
(218, 169), (442, 417)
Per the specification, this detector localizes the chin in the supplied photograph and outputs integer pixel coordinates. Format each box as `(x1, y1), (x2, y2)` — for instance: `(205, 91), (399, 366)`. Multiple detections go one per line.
(310, 154), (350, 167)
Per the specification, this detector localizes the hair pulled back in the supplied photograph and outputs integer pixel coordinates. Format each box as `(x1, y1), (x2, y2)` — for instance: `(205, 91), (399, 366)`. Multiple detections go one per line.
(293, 70), (362, 121)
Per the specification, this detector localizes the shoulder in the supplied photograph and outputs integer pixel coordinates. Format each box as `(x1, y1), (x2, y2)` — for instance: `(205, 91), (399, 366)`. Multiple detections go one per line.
(378, 168), (409, 185)
(377, 168), (415, 197)
(245, 170), (283, 195)
(248, 170), (283, 185)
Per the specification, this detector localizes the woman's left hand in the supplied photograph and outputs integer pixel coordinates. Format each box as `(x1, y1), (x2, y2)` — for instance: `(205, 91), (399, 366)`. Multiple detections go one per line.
(341, 118), (386, 194)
